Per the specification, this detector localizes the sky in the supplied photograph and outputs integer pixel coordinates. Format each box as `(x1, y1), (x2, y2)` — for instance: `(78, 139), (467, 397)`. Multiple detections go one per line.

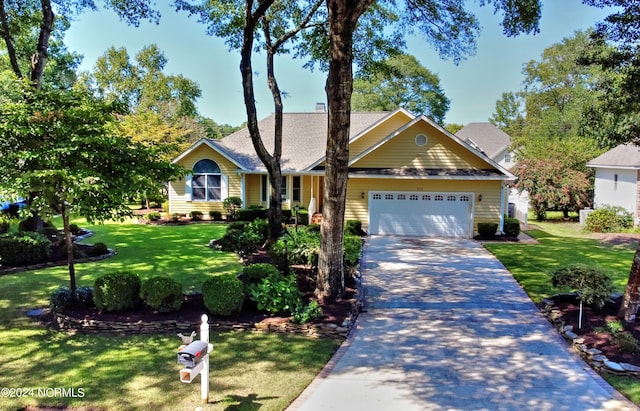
(63, 1), (616, 127)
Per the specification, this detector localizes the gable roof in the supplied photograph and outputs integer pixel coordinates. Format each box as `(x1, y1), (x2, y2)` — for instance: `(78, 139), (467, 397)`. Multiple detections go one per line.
(212, 111), (392, 171)
(455, 122), (511, 159)
(587, 143), (640, 169)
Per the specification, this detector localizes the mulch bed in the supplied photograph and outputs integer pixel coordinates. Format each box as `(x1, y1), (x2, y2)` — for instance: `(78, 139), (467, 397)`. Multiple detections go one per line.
(550, 294), (640, 367)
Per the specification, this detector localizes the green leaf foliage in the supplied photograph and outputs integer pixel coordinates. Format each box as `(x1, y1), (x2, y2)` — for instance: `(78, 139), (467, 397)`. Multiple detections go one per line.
(551, 264), (613, 308)
(585, 205), (634, 233)
(247, 272), (301, 315)
(0, 231), (50, 266)
(93, 271), (141, 312)
(140, 276), (183, 313)
(201, 274), (245, 316)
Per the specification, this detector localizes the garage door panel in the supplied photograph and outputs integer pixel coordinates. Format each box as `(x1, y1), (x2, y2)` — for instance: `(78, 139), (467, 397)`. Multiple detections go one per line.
(369, 191), (472, 237)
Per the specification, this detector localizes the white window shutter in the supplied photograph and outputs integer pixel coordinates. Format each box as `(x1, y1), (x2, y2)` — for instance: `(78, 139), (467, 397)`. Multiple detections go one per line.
(185, 174), (192, 202)
(221, 174), (229, 199)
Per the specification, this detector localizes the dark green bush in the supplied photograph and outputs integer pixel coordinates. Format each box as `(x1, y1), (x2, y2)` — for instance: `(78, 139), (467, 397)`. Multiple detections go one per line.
(503, 218), (521, 237)
(551, 264), (613, 308)
(585, 205), (633, 233)
(0, 231), (51, 266)
(269, 228), (320, 270)
(478, 222), (498, 237)
(247, 272), (301, 315)
(50, 286), (94, 312)
(69, 223), (81, 235)
(189, 210), (204, 221)
(202, 274), (245, 316)
(306, 224), (320, 233)
(171, 213), (181, 222)
(282, 209), (292, 222)
(345, 220), (363, 236)
(236, 207), (268, 222)
(343, 234), (363, 267)
(296, 209), (309, 225)
(62, 243), (88, 259)
(89, 242), (109, 257)
(50, 287), (75, 312)
(140, 276), (183, 313)
(209, 210), (222, 221)
(223, 196), (243, 220)
(76, 286), (94, 307)
(147, 211), (161, 221)
(239, 263), (281, 285)
(0, 221), (9, 234)
(93, 271), (141, 312)
(228, 221), (249, 231)
(614, 332), (640, 353)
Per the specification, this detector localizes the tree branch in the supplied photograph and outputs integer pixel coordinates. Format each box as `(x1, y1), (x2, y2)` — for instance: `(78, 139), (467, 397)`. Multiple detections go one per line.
(0, 0), (23, 78)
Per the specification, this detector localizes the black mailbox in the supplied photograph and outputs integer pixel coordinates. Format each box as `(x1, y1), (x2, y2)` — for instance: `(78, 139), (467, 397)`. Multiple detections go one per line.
(177, 341), (209, 368)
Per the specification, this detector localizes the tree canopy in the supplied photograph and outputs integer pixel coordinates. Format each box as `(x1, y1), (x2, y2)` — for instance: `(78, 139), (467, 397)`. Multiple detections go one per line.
(352, 53), (449, 124)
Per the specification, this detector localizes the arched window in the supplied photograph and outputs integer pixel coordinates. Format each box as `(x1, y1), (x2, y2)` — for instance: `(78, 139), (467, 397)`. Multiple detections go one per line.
(192, 159), (222, 201)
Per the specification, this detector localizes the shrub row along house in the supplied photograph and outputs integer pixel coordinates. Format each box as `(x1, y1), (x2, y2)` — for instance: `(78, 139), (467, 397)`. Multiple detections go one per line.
(169, 108), (514, 237)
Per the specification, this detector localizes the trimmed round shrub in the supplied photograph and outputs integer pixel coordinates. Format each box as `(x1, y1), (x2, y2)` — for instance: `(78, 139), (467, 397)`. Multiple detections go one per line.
(147, 211), (161, 221)
(93, 271), (141, 312)
(76, 286), (94, 307)
(240, 263), (281, 285)
(296, 209), (309, 225)
(69, 223), (81, 235)
(202, 274), (245, 316)
(209, 210), (222, 221)
(140, 276), (183, 313)
(0, 231), (51, 266)
(345, 220), (363, 236)
(503, 217), (521, 237)
(478, 222), (498, 237)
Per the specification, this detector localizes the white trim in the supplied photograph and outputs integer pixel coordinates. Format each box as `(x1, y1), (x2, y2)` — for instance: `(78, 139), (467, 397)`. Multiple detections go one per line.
(172, 139), (248, 170)
(240, 174), (246, 206)
(185, 174), (193, 202)
(348, 173), (515, 181)
(221, 175), (229, 199)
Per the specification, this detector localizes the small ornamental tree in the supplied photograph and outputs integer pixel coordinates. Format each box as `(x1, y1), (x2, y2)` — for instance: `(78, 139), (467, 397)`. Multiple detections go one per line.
(512, 159), (592, 220)
(551, 264), (613, 329)
(0, 81), (183, 298)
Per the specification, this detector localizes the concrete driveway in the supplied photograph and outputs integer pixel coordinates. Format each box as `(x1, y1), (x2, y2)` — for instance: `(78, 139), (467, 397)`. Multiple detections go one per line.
(288, 236), (637, 411)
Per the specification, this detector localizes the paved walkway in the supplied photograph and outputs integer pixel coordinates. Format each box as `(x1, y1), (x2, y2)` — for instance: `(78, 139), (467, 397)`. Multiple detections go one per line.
(288, 236), (637, 411)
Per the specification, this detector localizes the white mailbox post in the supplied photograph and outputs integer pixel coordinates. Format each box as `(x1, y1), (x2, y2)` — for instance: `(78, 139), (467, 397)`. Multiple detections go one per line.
(177, 314), (213, 404)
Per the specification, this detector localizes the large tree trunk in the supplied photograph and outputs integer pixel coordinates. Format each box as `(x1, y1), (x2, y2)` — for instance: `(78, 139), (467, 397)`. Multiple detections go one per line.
(618, 240), (640, 322)
(316, 0), (372, 300)
(31, 0), (54, 87)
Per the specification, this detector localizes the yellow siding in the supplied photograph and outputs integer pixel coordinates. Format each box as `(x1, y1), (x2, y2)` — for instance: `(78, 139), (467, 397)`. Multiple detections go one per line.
(245, 174), (263, 207)
(352, 122), (489, 170)
(169, 144), (241, 215)
(348, 111), (414, 161)
(345, 179), (504, 234)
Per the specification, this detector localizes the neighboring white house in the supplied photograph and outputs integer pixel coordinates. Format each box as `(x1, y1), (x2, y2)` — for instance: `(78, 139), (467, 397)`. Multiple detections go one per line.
(455, 123), (529, 223)
(587, 143), (640, 226)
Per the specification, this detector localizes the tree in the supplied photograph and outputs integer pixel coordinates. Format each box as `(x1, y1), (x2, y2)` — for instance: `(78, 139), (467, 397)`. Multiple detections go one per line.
(0, 0), (160, 88)
(512, 158), (591, 221)
(489, 91), (526, 140)
(580, 1), (640, 322)
(352, 53), (449, 124)
(0, 80), (182, 297)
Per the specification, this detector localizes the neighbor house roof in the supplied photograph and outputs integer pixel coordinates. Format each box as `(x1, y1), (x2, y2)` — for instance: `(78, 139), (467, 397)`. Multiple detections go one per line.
(587, 144), (640, 169)
(455, 123), (511, 160)
(213, 111), (392, 172)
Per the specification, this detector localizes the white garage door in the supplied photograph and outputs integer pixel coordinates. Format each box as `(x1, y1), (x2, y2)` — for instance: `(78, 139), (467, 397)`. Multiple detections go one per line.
(368, 191), (473, 237)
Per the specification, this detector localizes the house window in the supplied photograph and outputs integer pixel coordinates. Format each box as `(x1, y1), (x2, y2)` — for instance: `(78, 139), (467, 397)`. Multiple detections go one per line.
(447, 195), (456, 201)
(373, 193), (382, 200)
(398, 194), (406, 200)
(460, 195), (470, 202)
(292, 176), (301, 202)
(422, 194), (431, 201)
(504, 152), (511, 164)
(435, 195), (443, 201)
(192, 159), (221, 201)
(409, 194), (418, 200)
(385, 194), (394, 200)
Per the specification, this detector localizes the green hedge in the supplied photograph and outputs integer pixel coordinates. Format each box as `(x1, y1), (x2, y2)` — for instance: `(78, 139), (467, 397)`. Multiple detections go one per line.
(202, 274), (245, 316)
(94, 271), (141, 312)
(478, 222), (498, 237)
(503, 218), (521, 237)
(0, 231), (51, 266)
(140, 276), (183, 313)
(585, 206), (634, 233)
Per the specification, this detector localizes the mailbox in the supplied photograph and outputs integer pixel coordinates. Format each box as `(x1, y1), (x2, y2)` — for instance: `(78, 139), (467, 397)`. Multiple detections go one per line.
(177, 341), (209, 368)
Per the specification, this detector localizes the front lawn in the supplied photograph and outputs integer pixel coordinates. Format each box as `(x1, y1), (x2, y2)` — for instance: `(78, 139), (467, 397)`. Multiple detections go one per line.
(485, 219), (640, 404)
(0, 219), (340, 411)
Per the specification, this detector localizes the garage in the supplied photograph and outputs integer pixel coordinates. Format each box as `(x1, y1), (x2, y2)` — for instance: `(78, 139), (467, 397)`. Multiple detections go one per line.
(368, 191), (473, 237)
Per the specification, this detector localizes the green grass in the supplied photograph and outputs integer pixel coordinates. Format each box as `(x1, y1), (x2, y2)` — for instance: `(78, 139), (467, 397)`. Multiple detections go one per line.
(0, 219), (340, 411)
(485, 218), (640, 405)
(486, 224), (635, 303)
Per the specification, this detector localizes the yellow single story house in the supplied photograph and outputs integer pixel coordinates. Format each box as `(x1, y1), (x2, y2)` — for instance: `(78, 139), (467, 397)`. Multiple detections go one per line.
(169, 108), (515, 238)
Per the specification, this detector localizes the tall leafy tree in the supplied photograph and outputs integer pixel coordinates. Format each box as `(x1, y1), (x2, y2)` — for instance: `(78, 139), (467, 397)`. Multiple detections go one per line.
(490, 91), (526, 140)
(580, 0), (640, 322)
(0, 0), (160, 88)
(352, 53), (450, 124)
(0, 80), (182, 297)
